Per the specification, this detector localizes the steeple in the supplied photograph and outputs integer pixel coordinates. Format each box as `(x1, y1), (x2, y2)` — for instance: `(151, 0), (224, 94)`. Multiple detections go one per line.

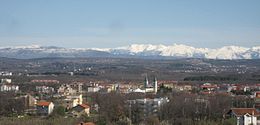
(144, 76), (149, 88)
(153, 77), (158, 93)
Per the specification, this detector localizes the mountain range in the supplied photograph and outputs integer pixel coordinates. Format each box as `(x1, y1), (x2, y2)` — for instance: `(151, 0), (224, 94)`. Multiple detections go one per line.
(0, 44), (260, 59)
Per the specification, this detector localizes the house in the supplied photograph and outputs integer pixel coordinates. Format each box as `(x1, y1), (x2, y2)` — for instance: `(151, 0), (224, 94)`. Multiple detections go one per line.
(36, 101), (54, 116)
(69, 104), (90, 117)
(62, 94), (83, 109)
(226, 108), (260, 125)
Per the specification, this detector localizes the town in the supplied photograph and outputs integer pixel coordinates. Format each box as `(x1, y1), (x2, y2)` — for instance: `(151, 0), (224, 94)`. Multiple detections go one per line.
(1, 0), (260, 124)
(1, 58), (260, 125)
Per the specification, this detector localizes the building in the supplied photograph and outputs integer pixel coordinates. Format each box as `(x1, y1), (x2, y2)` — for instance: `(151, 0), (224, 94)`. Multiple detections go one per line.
(87, 83), (100, 93)
(128, 97), (169, 118)
(226, 108), (260, 125)
(87, 86), (100, 93)
(71, 83), (83, 93)
(161, 83), (174, 89)
(36, 86), (55, 94)
(132, 88), (146, 93)
(36, 101), (54, 116)
(15, 94), (37, 114)
(22, 94), (37, 109)
(63, 94), (83, 109)
(0, 84), (19, 92)
(131, 76), (158, 93)
(173, 84), (192, 92)
(153, 77), (158, 93)
(143, 76), (157, 93)
(57, 84), (77, 96)
(69, 104), (90, 117)
(1, 78), (12, 84)
(200, 83), (218, 94)
(0, 71), (12, 76)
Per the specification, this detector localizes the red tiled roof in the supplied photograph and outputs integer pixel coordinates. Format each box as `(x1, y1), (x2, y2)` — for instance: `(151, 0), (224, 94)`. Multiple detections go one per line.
(230, 108), (260, 116)
(37, 101), (51, 106)
(79, 104), (90, 109)
(77, 122), (95, 125)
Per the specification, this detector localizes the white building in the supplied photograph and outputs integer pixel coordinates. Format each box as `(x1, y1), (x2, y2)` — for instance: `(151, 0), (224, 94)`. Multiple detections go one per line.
(173, 84), (192, 91)
(131, 88), (146, 93)
(87, 86), (100, 92)
(128, 97), (169, 117)
(1, 78), (12, 84)
(227, 108), (260, 125)
(0, 72), (12, 76)
(154, 77), (158, 93)
(57, 83), (83, 95)
(0, 84), (19, 92)
(36, 86), (55, 94)
(87, 83), (100, 92)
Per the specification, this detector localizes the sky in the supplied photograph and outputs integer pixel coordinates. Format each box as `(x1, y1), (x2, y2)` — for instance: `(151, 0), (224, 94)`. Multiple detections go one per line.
(0, 0), (260, 48)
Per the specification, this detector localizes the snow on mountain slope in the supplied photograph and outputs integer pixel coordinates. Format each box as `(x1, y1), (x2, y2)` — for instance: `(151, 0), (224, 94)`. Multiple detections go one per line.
(114, 44), (208, 57)
(205, 46), (250, 59)
(0, 44), (260, 59)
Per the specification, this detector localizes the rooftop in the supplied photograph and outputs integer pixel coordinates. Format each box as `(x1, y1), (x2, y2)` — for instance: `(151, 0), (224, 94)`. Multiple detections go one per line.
(80, 104), (90, 109)
(36, 101), (52, 106)
(77, 122), (95, 125)
(229, 108), (260, 116)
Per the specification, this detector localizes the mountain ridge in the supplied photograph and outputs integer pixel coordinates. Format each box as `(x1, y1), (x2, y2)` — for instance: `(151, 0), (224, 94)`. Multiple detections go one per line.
(0, 44), (260, 59)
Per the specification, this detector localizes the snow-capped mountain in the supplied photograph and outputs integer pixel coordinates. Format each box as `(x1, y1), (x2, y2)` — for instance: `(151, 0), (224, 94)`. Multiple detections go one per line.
(0, 44), (260, 59)
(110, 44), (260, 59)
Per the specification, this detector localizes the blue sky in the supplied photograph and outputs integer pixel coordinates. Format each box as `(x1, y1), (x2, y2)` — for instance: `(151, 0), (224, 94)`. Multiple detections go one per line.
(0, 0), (260, 48)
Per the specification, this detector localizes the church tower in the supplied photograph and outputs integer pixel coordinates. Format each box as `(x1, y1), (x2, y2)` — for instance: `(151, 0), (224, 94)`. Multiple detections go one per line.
(153, 77), (158, 93)
(144, 76), (149, 88)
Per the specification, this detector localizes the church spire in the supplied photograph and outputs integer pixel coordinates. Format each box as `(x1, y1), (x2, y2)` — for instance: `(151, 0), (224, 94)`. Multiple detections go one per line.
(153, 77), (158, 93)
(144, 75), (149, 88)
